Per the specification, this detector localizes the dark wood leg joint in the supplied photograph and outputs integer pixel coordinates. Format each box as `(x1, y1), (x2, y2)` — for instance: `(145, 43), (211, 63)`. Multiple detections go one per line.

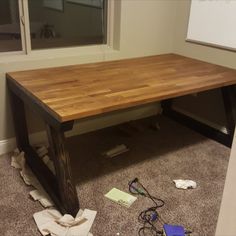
(9, 90), (30, 151)
(161, 87), (236, 147)
(46, 124), (79, 217)
(221, 86), (235, 139)
(9, 88), (79, 216)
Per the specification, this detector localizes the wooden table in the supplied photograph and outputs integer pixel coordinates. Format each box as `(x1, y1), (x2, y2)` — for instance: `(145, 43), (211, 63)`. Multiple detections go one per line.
(6, 54), (236, 216)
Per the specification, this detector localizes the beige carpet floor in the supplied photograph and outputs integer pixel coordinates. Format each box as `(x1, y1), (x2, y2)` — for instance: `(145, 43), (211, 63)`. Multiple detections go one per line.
(0, 116), (230, 236)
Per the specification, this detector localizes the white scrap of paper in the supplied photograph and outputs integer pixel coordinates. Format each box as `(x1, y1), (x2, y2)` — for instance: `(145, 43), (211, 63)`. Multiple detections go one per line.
(11, 149), (96, 236)
(30, 189), (54, 208)
(11, 149), (54, 207)
(173, 179), (197, 189)
(103, 144), (129, 158)
(33, 208), (96, 236)
(11, 151), (25, 169)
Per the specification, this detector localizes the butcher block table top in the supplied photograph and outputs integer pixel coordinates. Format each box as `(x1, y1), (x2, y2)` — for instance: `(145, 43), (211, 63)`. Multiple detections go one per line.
(6, 53), (236, 122)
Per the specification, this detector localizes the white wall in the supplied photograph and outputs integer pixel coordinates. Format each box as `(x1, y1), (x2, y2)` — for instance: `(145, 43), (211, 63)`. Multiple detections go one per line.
(216, 131), (236, 236)
(172, 3), (236, 234)
(172, 0), (236, 131)
(173, 0), (236, 68)
(118, 0), (175, 58)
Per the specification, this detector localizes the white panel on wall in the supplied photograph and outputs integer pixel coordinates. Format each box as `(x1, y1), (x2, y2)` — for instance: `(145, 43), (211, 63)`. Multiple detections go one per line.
(187, 0), (236, 50)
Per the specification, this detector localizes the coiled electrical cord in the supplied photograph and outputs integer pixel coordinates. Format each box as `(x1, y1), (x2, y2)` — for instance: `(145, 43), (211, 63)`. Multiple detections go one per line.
(128, 178), (165, 236)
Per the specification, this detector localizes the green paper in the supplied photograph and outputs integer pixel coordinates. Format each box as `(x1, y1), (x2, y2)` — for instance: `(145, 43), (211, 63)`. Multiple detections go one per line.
(104, 188), (137, 208)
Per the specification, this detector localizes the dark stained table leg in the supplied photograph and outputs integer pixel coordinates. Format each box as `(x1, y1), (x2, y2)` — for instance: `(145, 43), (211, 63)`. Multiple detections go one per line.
(9, 90), (30, 151)
(162, 86), (236, 147)
(46, 124), (80, 217)
(9, 88), (80, 217)
(221, 86), (235, 139)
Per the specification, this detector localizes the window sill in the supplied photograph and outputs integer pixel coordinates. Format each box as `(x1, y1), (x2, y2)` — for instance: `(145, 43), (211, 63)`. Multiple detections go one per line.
(0, 44), (120, 66)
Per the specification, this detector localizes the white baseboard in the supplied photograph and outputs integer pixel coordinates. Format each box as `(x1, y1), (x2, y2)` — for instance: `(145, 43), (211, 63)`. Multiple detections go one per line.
(0, 138), (16, 156)
(0, 131), (47, 156)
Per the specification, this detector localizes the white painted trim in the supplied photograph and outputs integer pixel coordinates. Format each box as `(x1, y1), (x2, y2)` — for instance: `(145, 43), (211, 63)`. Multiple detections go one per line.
(0, 138), (16, 156)
(0, 0), (118, 62)
(21, 0), (31, 54)
(106, 0), (115, 49)
(0, 131), (47, 156)
(18, 0), (26, 53)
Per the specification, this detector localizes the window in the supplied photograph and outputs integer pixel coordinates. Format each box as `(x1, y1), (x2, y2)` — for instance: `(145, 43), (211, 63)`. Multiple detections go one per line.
(0, 0), (22, 52)
(28, 0), (107, 50)
(0, 0), (108, 53)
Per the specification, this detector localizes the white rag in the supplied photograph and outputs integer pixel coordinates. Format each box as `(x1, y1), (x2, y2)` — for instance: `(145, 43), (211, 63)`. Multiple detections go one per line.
(11, 149), (54, 207)
(173, 179), (197, 189)
(33, 208), (96, 236)
(11, 148), (97, 236)
(30, 189), (54, 208)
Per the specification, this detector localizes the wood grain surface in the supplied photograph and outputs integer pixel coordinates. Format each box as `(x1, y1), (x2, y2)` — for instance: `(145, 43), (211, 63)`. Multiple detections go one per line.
(6, 54), (236, 122)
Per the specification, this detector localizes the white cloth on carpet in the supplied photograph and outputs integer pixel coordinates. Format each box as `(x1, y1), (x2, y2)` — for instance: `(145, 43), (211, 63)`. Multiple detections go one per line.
(20, 164), (40, 187)
(173, 179), (197, 189)
(11, 149), (96, 235)
(30, 189), (54, 208)
(11, 149), (39, 187)
(11, 149), (54, 207)
(11, 149), (25, 169)
(33, 208), (96, 236)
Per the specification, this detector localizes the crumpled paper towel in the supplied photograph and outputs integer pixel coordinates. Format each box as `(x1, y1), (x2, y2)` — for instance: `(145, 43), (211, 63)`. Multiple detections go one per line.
(30, 189), (54, 208)
(11, 148), (54, 207)
(33, 208), (96, 236)
(11, 148), (97, 236)
(173, 179), (197, 189)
